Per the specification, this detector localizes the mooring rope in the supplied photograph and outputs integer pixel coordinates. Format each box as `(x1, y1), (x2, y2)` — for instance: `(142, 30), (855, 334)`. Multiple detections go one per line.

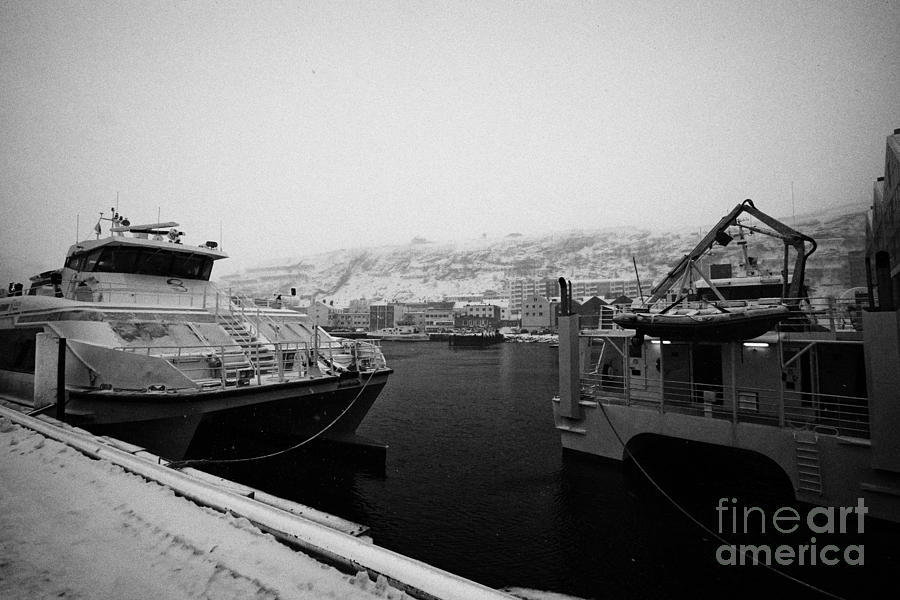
(168, 367), (380, 469)
(596, 401), (848, 600)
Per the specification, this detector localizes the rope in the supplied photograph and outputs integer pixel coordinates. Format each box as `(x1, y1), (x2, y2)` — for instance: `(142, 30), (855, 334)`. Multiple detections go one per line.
(596, 401), (848, 600)
(168, 367), (379, 469)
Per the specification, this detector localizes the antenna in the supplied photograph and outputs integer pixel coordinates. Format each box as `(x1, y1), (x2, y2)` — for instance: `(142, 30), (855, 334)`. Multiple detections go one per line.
(220, 221), (223, 251)
(116, 191), (119, 215)
(791, 181), (796, 226)
(75, 213), (79, 243)
(632, 256), (644, 303)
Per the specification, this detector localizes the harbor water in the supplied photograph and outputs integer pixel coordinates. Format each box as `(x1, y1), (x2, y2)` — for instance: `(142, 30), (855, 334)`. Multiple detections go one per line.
(208, 342), (895, 599)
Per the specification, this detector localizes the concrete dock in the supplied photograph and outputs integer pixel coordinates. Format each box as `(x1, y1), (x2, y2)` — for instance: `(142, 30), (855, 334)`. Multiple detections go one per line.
(0, 401), (517, 600)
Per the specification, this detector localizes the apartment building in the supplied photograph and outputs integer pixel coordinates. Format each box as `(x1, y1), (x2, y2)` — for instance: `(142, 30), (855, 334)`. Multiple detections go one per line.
(332, 311), (370, 330)
(521, 295), (558, 331)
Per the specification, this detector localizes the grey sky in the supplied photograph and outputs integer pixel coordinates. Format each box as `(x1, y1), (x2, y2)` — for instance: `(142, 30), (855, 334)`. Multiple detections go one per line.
(2, 1), (898, 280)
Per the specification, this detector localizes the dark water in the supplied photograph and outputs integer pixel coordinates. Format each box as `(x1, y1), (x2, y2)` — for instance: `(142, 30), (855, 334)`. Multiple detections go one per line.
(208, 342), (895, 599)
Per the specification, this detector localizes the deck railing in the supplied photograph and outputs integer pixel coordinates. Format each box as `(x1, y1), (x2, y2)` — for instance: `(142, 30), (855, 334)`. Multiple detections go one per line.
(114, 337), (387, 390)
(579, 373), (870, 439)
(65, 280), (211, 308)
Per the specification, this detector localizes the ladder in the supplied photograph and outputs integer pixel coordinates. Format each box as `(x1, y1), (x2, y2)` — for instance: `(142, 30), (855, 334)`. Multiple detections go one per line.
(794, 431), (823, 494)
(218, 314), (277, 375)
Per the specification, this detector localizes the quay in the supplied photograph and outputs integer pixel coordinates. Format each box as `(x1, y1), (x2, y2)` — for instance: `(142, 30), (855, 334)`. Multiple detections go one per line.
(0, 400), (516, 600)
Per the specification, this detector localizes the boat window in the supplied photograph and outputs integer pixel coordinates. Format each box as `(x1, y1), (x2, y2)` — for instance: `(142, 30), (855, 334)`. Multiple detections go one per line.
(93, 246), (140, 273)
(135, 249), (175, 275)
(170, 253), (213, 280)
(65, 253), (87, 271)
(81, 245), (214, 280)
(82, 249), (104, 272)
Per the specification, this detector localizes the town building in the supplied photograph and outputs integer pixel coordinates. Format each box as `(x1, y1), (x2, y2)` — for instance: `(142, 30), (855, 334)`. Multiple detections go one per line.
(369, 303), (396, 331)
(521, 295), (558, 331)
(304, 300), (333, 326)
(454, 313), (500, 329)
(332, 310), (370, 331)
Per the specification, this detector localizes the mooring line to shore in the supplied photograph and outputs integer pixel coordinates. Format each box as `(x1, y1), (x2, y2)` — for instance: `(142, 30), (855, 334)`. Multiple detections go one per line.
(597, 402), (848, 600)
(168, 367), (380, 469)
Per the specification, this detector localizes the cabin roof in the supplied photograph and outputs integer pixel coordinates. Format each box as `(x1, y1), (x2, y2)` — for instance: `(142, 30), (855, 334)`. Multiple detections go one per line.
(66, 235), (228, 260)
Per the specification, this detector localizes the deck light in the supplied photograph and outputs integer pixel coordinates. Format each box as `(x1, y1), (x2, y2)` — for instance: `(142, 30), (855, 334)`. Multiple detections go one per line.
(743, 342), (769, 348)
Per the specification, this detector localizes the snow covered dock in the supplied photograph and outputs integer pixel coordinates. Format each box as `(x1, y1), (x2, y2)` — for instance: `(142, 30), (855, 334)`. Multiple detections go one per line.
(0, 403), (517, 600)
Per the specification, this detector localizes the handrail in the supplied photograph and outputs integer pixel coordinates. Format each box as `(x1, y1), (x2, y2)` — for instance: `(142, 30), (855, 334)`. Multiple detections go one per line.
(580, 371), (870, 438)
(112, 337), (387, 383)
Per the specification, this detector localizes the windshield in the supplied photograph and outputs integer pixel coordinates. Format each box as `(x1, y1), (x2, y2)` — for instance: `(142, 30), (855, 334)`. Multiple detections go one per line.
(66, 246), (214, 280)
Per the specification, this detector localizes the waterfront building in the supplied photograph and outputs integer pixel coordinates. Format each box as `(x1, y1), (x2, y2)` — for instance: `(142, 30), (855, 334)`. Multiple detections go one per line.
(421, 302), (456, 331)
(509, 278), (557, 312)
(521, 295), (558, 331)
(332, 310), (370, 331)
(443, 293), (485, 303)
(509, 278), (649, 313)
(461, 303), (501, 321)
(369, 302), (395, 331)
(489, 299), (512, 322)
(304, 299), (333, 327)
(454, 313), (500, 329)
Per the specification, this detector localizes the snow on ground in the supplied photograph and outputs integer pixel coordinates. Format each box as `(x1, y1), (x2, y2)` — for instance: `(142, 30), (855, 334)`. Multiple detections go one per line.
(503, 588), (589, 600)
(0, 418), (408, 600)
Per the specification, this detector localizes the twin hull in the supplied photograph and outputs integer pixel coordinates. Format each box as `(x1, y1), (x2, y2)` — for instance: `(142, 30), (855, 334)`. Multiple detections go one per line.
(0, 296), (391, 460)
(70, 371), (391, 460)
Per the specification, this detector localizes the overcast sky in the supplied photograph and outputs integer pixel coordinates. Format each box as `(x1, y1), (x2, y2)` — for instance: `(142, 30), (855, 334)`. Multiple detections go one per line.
(2, 0), (899, 280)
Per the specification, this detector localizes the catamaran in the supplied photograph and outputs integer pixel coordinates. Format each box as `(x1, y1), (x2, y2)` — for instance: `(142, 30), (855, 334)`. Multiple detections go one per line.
(0, 210), (392, 460)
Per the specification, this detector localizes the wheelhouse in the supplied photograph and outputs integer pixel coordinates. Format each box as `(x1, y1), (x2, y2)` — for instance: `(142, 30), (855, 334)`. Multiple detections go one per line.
(64, 243), (216, 281)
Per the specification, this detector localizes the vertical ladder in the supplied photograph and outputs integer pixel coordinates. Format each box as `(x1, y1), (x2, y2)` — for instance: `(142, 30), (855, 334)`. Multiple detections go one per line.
(794, 431), (822, 494)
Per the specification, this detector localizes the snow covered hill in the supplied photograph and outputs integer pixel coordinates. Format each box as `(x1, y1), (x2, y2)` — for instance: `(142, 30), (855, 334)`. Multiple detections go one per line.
(218, 204), (869, 303)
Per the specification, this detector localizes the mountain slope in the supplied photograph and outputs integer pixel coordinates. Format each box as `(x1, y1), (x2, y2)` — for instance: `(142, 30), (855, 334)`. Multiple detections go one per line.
(219, 204), (869, 303)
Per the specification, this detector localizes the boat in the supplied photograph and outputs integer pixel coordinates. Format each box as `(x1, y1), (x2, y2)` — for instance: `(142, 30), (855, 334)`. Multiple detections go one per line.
(366, 326), (430, 341)
(612, 303), (792, 341)
(447, 330), (505, 347)
(610, 198), (814, 342)
(552, 130), (900, 525)
(0, 211), (392, 460)
(324, 329), (370, 339)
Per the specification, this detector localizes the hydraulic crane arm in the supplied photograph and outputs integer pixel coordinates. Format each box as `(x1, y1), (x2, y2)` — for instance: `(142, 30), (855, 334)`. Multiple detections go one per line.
(644, 199), (817, 307)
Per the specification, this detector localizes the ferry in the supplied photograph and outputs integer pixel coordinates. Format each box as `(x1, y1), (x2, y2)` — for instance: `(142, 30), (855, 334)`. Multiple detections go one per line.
(0, 211), (392, 460)
(553, 129), (900, 523)
(447, 330), (506, 347)
(366, 326), (430, 341)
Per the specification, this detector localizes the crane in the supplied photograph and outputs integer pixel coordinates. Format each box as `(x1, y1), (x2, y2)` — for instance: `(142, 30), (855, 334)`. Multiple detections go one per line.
(643, 199), (817, 311)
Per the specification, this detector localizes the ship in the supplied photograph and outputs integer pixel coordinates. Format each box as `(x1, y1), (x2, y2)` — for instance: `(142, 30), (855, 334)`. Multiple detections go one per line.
(0, 211), (392, 460)
(366, 326), (430, 341)
(447, 330), (506, 347)
(552, 128), (900, 523)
